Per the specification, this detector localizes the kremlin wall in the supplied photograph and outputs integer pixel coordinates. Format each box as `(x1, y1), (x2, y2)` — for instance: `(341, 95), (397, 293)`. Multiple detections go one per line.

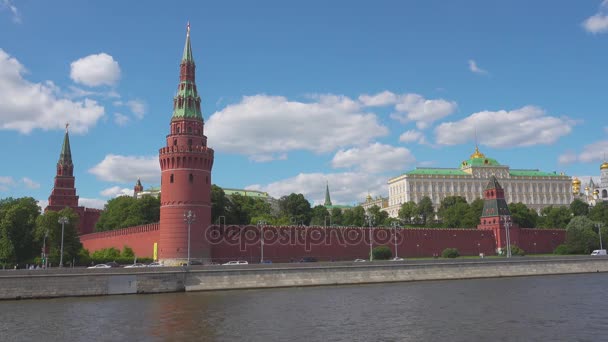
(46, 25), (568, 264)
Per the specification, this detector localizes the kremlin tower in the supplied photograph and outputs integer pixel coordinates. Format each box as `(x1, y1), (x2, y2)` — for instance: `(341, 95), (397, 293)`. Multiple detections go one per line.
(158, 24), (214, 264)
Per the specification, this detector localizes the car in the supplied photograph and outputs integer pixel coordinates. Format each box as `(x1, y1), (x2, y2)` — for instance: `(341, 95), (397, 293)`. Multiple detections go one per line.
(222, 260), (248, 265)
(147, 262), (165, 267)
(354, 259), (367, 262)
(124, 263), (147, 268)
(299, 257), (317, 263)
(261, 260), (273, 264)
(390, 257), (405, 261)
(87, 264), (111, 269)
(105, 261), (121, 268)
(591, 249), (607, 256)
(206, 262), (220, 266)
(179, 260), (203, 266)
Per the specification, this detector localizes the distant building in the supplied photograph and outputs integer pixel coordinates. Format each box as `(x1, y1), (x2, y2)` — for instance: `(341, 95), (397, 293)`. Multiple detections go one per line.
(385, 145), (573, 217)
(361, 194), (388, 212)
(222, 188), (279, 213)
(323, 182), (353, 212)
(573, 160), (608, 206)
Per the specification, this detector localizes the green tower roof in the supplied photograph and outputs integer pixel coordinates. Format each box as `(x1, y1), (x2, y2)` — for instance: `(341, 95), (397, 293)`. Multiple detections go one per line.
(182, 22), (194, 63)
(172, 23), (203, 120)
(324, 181), (332, 206)
(58, 124), (72, 166)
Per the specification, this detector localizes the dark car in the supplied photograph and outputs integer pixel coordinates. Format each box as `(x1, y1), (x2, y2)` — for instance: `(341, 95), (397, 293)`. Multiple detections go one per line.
(299, 257), (317, 263)
(179, 260), (203, 266)
(106, 261), (121, 268)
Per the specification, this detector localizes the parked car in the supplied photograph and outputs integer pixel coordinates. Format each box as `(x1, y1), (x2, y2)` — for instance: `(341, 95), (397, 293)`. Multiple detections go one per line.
(354, 259), (367, 262)
(105, 261), (121, 268)
(299, 257), (317, 263)
(222, 260), (248, 265)
(261, 260), (273, 264)
(591, 249), (607, 256)
(87, 264), (111, 269)
(179, 260), (203, 266)
(124, 263), (147, 268)
(147, 262), (165, 267)
(390, 257), (405, 261)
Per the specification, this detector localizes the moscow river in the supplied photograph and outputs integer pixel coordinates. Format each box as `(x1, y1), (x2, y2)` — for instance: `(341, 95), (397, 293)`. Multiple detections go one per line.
(1, 273), (607, 341)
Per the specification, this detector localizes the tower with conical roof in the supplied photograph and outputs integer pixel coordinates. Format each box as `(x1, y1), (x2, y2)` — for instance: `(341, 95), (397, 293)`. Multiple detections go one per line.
(47, 124), (80, 210)
(133, 178), (143, 198)
(477, 175), (519, 253)
(158, 23), (214, 264)
(324, 181), (332, 207)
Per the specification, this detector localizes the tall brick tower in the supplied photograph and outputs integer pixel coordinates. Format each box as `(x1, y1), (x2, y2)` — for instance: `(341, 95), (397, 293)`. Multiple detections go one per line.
(477, 176), (519, 253)
(158, 23), (214, 264)
(47, 124), (79, 211)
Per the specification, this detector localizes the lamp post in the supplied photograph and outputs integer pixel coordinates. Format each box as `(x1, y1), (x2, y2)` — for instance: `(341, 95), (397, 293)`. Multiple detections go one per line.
(391, 221), (399, 258)
(42, 229), (48, 268)
(597, 222), (604, 250)
(58, 217), (69, 267)
(366, 214), (375, 261)
(501, 215), (512, 258)
(258, 220), (266, 263)
(183, 210), (196, 266)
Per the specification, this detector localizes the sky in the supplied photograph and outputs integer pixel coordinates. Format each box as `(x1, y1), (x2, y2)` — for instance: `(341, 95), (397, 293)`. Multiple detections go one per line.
(1, 0), (608, 209)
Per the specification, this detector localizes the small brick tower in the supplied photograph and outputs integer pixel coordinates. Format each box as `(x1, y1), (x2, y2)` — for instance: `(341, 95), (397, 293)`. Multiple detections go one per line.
(477, 175), (519, 253)
(158, 23), (214, 264)
(133, 178), (143, 198)
(47, 124), (79, 210)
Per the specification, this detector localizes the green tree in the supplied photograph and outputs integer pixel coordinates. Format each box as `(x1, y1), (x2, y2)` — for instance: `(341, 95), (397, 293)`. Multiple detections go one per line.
(211, 184), (229, 223)
(330, 207), (343, 226)
(230, 194), (272, 225)
(565, 216), (599, 254)
(95, 195), (160, 231)
(367, 205), (389, 226)
(351, 206), (366, 227)
(35, 208), (81, 266)
(438, 196), (469, 228)
(570, 199), (589, 217)
(508, 202), (539, 228)
(441, 248), (460, 258)
(122, 246), (135, 258)
(417, 196), (435, 225)
(0, 197), (41, 265)
(398, 201), (417, 224)
(372, 245), (392, 260)
(278, 193), (312, 225)
(589, 201), (608, 228)
(309, 205), (330, 226)
(465, 198), (485, 227)
(538, 206), (571, 229)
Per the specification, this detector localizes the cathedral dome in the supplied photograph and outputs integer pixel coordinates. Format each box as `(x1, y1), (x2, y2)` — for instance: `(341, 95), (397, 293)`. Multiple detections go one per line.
(572, 177), (581, 185)
(601, 161), (608, 170)
(470, 146), (486, 159)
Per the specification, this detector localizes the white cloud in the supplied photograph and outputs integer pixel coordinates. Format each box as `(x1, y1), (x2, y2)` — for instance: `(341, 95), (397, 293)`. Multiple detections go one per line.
(247, 172), (387, 206)
(0, 49), (105, 134)
(559, 140), (608, 165)
(399, 129), (427, 144)
(390, 93), (457, 129)
(21, 177), (40, 189)
(468, 59), (488, 75)
(70, 53), (121, 87)
(206, 94), (388, 161)
(100, 186), (134, 198)
(358, 90), (398, 107)
(0, 176), (15, 191)
(89, 154), (160, 183)
(127, 99), (146, 119)
(331, 143), (416, 174)
(1, 0), (20, 23)
(114, 112), (130, 126)
(582, 0), (608, 34)
(36, 199), (48, 211)
(435, 106), (574, 147)
(79, 198), (107, 210)
(249, 153), (288, 163)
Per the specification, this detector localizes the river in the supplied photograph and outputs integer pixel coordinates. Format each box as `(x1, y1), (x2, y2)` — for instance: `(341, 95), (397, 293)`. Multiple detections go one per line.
(1, 273), (606, 341)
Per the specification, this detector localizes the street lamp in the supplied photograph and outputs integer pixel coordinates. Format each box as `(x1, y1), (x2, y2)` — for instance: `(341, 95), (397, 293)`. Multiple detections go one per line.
(391, 221), (399, 258)
(258, 220), (266, 263)
(501, 215), (512, 258)
(184, 210), (196, 266)
(58, 217), (69, 267)
(42, 229), (48, 268)
(366, 214), (375, 261)
(597, 222), (604, 250)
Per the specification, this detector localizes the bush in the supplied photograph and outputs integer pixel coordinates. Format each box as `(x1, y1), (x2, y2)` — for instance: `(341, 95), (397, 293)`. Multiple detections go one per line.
(122, 246), (135, 258)
(499, 245), (525, 256)
(554, 244), (569, 255)
(372, 245), (392, 260)
(441, 248), (460, 258)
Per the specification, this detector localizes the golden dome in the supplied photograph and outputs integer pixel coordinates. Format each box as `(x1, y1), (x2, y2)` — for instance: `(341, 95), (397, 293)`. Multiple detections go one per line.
(470, 145), (486, 159)
(572, 177), (581, 185)
(594, 189), (600, 195)
(366, 193), (373, 201)
(601, 161), (608, 170)
(585, 186), (590, 191)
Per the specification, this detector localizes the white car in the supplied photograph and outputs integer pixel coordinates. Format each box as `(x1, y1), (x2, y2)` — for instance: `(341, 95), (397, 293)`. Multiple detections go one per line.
(354, 259), (367, 262)
(390, 257), (405, 261)
(147, 262), (165, 267)
(222, 260), (248, 265)
(124, 263), (147, 268)
(591, 249), (607, 256)
(87, 264), (111, 269)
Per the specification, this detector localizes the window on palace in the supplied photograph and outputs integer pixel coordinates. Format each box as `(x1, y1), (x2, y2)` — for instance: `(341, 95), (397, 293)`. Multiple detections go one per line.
(188, 139), (192, 146)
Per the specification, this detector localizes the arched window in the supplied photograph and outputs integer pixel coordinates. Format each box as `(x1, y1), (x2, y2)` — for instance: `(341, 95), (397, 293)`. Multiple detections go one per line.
(177, 127), (181, 133)
(173, 139), (177, 146)
(188, 139), (192, 146)
(170, 174), (174, 183)
(188, 126), (192, 133)
(603, 189), (608, 198)
(189, 174), (193, 183)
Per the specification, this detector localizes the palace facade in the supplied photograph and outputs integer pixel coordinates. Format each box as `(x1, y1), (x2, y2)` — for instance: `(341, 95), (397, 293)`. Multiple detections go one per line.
(385, 146), (573, 217)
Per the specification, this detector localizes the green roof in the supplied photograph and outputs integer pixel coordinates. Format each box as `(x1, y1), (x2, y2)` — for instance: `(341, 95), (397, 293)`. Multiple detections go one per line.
(325, 204), (353, 209)
(58, 128), (72, 166)
(509, 169), (565, 177)
(223, 188), (270, 198)
(405, 168), (469, 176)
(460, 157), (501, 168)
(171, 25), (203, 120)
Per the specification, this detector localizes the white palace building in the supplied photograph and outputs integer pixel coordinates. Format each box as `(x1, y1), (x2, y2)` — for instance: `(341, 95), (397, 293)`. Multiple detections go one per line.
(385, 146), (573, 217)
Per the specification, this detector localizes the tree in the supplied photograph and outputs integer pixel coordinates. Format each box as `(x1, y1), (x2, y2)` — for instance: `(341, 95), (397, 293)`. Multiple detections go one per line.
(309, 205), (330, 226)
(229, 194), (272, 225)
(417, 196), (435, 225)
(441, 248), (460, 258)
(211, 184), (229, 223)
(437, 196), (469, 228)
(465, 198), (485, 227)
(589, 201), (608, 229)
(278, 193), (312, 225)
(508, 202), (539, 228)
(0, 197), (41, 265)
(351, 206), (366, 227)
(95, 195), (160, 231)
(538, 206), (571, 229)
(35, 208), (82, 265)
(372, 246), (392, 260)
(367, 205), (389, 226)
(398, 201), (417, 224)
(565, 216), (598, 254)
(330, 207), (343, 226)
(570, 199), (589, 217)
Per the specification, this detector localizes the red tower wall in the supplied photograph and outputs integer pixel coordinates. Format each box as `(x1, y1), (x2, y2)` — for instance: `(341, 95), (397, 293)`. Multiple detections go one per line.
(80, 223), (160, 258)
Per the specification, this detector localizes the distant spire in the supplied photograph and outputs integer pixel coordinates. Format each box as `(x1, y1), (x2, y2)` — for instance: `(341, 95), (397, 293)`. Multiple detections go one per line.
(182, 21), (193, 63)
(58, 124), (72, 166)
(324, 181), (332, 206)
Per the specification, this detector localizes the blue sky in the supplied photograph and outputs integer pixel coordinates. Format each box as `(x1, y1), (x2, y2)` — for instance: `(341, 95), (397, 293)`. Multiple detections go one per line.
(1, 0), (607, 208)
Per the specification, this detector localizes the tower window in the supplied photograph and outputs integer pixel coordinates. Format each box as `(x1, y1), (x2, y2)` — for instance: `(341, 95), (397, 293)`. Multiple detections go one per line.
(188, 127), (192, 133)
(170, 174), (174, 183)
(173, 139), (177, 146)
(177, 127), (181, 133)
(189, 174), (193, 183)
(188, 139), (192, 146)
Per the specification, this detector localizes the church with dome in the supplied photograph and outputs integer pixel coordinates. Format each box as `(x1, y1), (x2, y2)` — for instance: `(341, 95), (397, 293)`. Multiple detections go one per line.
(385, 146), (573, 217)
(572, 160), (608, 206)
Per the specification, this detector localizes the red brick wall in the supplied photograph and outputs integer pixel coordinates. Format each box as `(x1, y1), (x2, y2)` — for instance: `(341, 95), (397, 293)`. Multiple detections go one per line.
(517, 229), (565, 254)
(80, 223), (160, 258)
